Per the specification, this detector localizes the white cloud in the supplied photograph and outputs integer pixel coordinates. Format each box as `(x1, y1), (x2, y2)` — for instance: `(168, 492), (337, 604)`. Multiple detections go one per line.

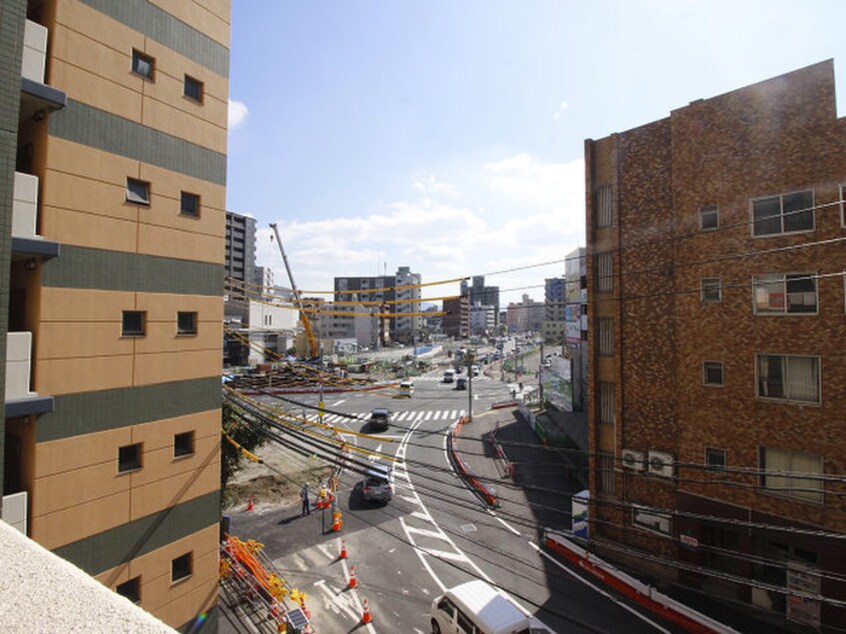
(228, 100), (249, 130)
(257, 153), (585, 305)
(553, 100), (568, 121)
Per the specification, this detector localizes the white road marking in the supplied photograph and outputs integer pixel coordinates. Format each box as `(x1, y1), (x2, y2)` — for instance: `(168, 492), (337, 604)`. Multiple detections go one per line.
(432, 410), (442, 420)
(396, 411), (410, 421)
(331, 399), (345, 406)
(404, 525), (450, 541)
(316, 543), (335, 560)
(313, 579), (359, 621)
(424, 411), (434, 420)
(291, 554), (308, 571)
(420, 548), (469, 563)
(494, 514), (521, 536)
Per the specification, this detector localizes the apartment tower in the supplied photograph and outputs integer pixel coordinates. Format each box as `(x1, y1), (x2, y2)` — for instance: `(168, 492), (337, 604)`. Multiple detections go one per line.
(586, 61), (846, 630)
(1, 1), (229, 630)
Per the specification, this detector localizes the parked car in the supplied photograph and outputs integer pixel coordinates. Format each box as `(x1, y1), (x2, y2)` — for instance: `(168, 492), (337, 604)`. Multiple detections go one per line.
(369, 408), (391, 431)
(362, 465), (393, 504)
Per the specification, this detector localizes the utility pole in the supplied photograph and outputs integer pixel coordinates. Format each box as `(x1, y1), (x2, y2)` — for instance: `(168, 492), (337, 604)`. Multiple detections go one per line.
(466, 349), (475, 422)
(539, 341), (545, 406)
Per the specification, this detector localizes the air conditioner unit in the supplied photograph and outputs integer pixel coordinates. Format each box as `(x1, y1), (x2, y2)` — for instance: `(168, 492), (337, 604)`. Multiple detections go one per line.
(648, 450), (675, 478)
(621, 449), (645, 471)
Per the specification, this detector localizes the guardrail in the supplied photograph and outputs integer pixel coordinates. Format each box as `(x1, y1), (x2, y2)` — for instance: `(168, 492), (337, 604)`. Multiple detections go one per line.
(448, 416), (500, 509)
(544, 531), (741, 634)
(485, 423), (514, 478)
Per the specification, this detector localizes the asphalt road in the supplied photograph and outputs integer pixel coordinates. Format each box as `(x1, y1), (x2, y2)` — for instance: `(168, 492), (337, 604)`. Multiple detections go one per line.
(224, 363), (681, 634)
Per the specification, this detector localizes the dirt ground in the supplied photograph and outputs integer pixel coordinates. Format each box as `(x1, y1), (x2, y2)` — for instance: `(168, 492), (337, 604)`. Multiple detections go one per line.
(223, 442), (335, 512)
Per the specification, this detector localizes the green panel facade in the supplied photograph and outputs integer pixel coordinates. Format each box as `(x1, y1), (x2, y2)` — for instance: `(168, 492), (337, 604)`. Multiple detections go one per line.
(41, 245), (224, 296)
(37, 376), (221, 442)
(79, 0), (229, 77)
(52, 490), (220, 575)
(49, 100), (227, 186)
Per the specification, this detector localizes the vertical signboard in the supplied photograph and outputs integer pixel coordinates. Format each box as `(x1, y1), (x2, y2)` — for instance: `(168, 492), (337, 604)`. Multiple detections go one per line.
(787, 561), (821, 629)
(572, 490), (590, 538)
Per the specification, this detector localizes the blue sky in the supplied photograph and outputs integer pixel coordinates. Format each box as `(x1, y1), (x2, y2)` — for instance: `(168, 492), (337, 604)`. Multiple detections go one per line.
(226, 0), (846, 305)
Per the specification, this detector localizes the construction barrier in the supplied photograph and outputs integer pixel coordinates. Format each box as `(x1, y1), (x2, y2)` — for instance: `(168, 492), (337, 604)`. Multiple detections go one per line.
(490, 400), (520, 410)
(544, 531), (740, 634)
(485, 424), (514, 478)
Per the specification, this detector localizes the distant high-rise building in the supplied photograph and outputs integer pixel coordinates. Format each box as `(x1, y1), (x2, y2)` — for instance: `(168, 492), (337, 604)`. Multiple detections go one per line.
(461, 276), (500, 327)
(442, 296), (470, 339)
(226, 211), (256, 297)
(334, 267), (422, 344)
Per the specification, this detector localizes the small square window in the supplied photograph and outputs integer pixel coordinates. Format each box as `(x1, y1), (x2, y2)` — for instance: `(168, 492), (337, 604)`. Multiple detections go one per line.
(699, 205), (719, 231)
(174, 431), (195, 458)
(184, 75), (203, 102)
(118, 443), (142, 473)
(116, 577), (141, 603)
(131, 50), (154, 80)
(126, 178), (150, 205)
(701, 278), (721, 302)
(172, 552), (192, 583)
(180, 192), (200, 217)
(703, 361), (724, 386)
(177, 311), (197, 335)
(122, 311), (146, 337)
(706, 448), (727, 471)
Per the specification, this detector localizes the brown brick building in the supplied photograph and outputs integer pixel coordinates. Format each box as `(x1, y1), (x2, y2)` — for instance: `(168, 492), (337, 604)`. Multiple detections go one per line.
(586, 60), (846, 631)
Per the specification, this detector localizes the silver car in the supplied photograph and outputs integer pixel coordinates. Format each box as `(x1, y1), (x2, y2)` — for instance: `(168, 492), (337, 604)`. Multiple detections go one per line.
(362, 466), (393, 504)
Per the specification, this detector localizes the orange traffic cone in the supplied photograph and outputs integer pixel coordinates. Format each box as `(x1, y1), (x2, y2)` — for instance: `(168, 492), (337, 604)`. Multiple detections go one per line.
(361, 598), (372, 624)
(348, 565), (358, 589)
(340, 539), (348, 559)
(247, 496), (254, 511)
(332, 511), (342, 532)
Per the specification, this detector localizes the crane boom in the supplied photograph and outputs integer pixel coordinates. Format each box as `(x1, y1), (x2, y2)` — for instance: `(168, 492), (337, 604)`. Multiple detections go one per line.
(269, 223), (318, 358)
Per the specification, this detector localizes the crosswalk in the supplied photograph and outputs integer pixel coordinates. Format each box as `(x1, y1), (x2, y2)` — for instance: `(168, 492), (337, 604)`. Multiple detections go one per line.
(303, 409), (466, 425)
(413, 375), (494, 382)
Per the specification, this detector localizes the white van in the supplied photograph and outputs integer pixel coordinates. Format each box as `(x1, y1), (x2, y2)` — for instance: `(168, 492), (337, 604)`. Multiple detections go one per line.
(430, 580), (530, 634)
(443, 369), (456, 384)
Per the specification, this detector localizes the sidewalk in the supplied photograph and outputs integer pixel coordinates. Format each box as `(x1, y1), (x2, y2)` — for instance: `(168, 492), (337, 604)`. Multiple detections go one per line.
(452, 404), (585, 533)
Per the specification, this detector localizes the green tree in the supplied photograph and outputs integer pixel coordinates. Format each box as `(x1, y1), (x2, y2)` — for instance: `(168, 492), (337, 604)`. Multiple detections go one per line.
(221, 398), (268, 488)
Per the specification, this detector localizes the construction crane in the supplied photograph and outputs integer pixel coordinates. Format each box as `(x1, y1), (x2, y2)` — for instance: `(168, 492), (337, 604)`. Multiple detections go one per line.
(270, 223), (319, 359)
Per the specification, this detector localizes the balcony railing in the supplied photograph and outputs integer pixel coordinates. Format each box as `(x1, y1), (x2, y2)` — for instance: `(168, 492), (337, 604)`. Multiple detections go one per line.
(12, 172), (40, 241)
(4, 332), (53, 417)
(6, 332), (34, 401)
(22, 20), (48, 84)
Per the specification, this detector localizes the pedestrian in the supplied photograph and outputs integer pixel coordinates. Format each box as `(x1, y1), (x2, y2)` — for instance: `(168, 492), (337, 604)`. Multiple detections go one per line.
(300, 482), (310, 516)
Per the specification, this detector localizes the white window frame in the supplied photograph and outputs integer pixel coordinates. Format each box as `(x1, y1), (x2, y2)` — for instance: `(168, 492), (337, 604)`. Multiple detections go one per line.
(596, 185), (613, 228)
(702, 361), (724, 387)
(126, 178), (150, 206)
(750, 189), (815, 237)
(752, 272), (818, 316)
(700, 278), (722, 302)
(759, 446), (823, 504)
(595, 252), (613, 293)
(699, 205), (719, 231)
(705, 447), (727, 471)
(755, 353), (821, 405)
(841, 184), (846, 228)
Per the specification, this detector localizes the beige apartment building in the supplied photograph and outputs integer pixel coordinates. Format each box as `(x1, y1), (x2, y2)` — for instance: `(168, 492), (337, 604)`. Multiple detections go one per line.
(1, 1), (229, 630)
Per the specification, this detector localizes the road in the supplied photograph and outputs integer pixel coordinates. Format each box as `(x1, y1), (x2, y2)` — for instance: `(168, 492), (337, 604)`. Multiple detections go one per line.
(225, 360), (681, 633)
